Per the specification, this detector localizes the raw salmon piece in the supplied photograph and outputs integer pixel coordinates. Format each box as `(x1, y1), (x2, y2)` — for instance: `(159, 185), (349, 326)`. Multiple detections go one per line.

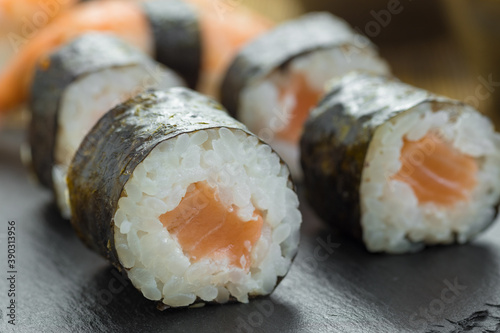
(160, 182), (263, 270)
(277, 73), (322, 144)
(393, 132), (477, 206)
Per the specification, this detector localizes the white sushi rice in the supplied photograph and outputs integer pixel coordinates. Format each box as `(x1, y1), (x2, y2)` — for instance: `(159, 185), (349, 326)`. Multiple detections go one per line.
(239, 45), (390, 178)
(113, 128), (301, 307)
(360, 102), (500, 253)
(52, 64), (184, 218)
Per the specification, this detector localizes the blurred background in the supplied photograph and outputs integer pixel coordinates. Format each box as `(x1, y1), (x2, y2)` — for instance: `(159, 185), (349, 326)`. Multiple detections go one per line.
(246, 0), (500, 125)
(2, 0), (500, 127)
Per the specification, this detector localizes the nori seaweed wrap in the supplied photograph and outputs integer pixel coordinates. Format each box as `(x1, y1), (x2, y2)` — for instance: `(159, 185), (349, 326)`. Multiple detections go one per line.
(143, 0), (201, 88)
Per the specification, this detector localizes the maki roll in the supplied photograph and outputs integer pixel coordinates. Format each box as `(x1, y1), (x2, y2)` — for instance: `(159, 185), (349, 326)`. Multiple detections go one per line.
(301, 72), (500, 253)
(29, 33), (184, 218)
(221, 13), (389, 176)
(68, 88), (301, 307)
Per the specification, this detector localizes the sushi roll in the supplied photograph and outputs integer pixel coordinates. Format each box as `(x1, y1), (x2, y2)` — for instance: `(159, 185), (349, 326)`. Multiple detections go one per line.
(301, 71), (500, 253)
(29, 33), (184, 218)
(68, 88), (301, 308)
(221, 12), (390, 177)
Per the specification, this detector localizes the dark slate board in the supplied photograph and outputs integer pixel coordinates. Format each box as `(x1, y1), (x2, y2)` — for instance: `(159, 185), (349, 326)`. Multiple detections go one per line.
(0, 129), (499, 333)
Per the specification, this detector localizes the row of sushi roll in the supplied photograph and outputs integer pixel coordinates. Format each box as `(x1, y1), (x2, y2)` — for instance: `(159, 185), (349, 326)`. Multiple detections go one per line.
(26, 32), (302, 307)
(9, 0), (499, 308)
(221, 12), (500, 253)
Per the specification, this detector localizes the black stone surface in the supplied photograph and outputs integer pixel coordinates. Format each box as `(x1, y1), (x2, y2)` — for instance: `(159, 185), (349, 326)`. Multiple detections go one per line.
(0, 129), (499, 333)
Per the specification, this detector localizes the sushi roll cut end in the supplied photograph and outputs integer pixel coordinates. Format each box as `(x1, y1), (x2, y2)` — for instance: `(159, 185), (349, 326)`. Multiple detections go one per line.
(301, 72), (500, 253)
(69, 89), (302, 307)
(360, 100), (500, 253)
(223, 13), (390, 177)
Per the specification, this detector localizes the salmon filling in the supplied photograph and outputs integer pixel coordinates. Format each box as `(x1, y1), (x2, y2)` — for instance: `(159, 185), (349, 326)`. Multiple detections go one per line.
(160, 182), (263, 270)
(393, 132), (478, 206)
(277, 73), (322, 143)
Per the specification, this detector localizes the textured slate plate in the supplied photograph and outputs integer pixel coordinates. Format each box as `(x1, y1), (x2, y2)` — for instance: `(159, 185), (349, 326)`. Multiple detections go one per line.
(1, 129), (499, 333)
